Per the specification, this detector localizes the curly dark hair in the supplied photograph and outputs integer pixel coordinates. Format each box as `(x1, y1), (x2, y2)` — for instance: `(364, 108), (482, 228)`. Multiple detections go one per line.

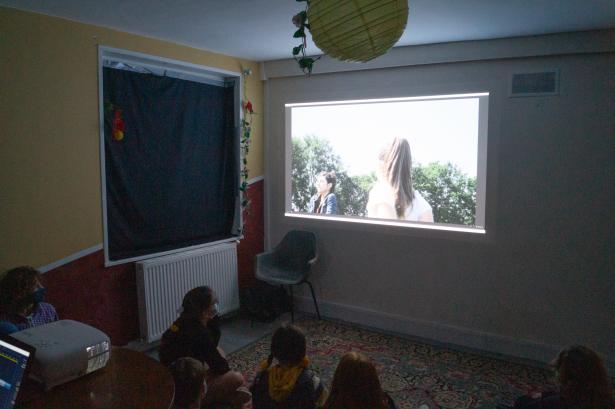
(0, 266), (41, 313)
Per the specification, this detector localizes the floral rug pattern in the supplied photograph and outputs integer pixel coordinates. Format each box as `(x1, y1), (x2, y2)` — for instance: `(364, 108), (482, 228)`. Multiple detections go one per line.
(227, 319), (556, 409)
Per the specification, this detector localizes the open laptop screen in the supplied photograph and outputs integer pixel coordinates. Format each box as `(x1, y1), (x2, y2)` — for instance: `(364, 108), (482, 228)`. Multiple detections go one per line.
(0, 333), (35, 409)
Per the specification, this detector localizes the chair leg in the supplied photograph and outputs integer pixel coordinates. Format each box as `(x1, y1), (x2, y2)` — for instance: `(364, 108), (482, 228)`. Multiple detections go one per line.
(305, 281), (321, 320)
(289, 285), (294, 323)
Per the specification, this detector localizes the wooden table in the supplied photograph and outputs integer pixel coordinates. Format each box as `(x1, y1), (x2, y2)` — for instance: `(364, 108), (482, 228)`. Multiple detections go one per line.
(19, 347), (174, 409)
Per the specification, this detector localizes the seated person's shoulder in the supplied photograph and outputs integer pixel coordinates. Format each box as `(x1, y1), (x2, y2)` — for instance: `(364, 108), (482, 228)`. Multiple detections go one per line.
(38, 302), (59, 318)
(368, 182), (391, 201)
(25, 302), (60, 327)
(302, 368), (322, 388)
(298, 369), (326, 403)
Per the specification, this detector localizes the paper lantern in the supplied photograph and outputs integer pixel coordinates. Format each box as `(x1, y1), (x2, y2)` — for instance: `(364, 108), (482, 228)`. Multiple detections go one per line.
(307, 0), (408, 63)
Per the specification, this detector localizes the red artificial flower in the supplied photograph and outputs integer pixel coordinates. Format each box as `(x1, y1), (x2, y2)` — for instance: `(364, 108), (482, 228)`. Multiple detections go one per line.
(244, 101), (254, 114)
(112, 109), (125, 141)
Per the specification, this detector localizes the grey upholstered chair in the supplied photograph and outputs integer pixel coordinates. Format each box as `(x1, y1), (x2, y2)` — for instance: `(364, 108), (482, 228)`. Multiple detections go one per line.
(255, 230), (321, 322)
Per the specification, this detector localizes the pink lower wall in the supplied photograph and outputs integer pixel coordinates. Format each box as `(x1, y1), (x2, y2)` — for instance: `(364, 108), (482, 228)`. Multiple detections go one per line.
(40, 180), (264, 346)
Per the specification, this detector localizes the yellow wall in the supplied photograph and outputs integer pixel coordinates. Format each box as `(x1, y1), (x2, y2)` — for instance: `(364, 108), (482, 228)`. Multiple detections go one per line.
(0, 7), (264, 269)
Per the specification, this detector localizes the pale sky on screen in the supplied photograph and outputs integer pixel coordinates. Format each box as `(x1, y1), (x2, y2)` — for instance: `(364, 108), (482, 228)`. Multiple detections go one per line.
(291, 98), (479, 177)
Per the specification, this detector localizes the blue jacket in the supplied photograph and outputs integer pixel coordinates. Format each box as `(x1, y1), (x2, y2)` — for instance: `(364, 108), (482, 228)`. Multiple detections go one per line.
(308, 193), (337, 214)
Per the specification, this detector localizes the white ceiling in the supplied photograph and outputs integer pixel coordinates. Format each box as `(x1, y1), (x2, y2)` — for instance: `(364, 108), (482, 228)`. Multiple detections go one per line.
(2, 0), (615, 61)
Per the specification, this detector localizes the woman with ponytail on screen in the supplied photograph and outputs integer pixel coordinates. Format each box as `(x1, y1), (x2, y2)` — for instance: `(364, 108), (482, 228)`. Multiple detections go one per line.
(366, 137), (434, 222)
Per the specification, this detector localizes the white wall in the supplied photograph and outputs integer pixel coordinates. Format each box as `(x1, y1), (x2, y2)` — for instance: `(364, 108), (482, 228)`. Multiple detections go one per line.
(263, 31), (615, 370)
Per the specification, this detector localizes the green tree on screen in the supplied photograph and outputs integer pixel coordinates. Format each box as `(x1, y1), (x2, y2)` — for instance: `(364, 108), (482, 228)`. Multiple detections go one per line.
(291, 135), (477, 224)
(291, 136), (370, 216)
(412, 162), (477, 225)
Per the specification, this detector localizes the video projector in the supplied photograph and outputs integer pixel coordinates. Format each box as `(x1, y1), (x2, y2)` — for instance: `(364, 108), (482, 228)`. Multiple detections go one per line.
(11, 319), (110, 390)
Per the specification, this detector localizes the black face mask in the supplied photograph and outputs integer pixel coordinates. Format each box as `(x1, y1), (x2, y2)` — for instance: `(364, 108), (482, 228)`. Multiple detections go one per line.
(30, 287), (46, 305)
(15, 288), (46, 313)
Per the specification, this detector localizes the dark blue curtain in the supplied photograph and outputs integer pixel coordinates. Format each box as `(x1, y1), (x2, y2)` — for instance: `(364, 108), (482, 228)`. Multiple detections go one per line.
(103, 67), (237, 261)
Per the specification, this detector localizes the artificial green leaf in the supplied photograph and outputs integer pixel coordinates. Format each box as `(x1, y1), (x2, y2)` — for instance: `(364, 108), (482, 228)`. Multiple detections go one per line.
(298, 57), (314, 68)
(293, 28), (305, 38)
(292, 44), (304, 55)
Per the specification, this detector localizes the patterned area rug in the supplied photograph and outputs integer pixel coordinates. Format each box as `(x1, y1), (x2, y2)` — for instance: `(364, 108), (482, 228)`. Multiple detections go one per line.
(227, 319), (556, 409)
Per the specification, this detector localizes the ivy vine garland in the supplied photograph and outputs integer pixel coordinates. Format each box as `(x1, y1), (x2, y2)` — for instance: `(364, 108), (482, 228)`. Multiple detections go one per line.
(292, 0), (320, 74)
(238, 70), (254, 233)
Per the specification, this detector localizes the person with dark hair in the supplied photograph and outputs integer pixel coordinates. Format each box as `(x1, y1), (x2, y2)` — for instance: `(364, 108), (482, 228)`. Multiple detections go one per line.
(323, 352), (396, 409)
(170, 357), (207, 409)
(159, 286), (251, 408)
(498, 345), (615, 409)
(251, 324), (327, 409)
(366, 137), (433, 222)
(0, 266), (58, 333)
(308, 171), (338, 215)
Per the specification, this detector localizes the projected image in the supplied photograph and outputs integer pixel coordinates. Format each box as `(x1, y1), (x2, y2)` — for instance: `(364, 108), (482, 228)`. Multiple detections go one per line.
(287, 94), (487, 228)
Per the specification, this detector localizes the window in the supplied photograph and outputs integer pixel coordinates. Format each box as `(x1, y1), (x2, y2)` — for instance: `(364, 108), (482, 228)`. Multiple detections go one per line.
(98, 47), (242, 265)
(285, 93), (488, 233)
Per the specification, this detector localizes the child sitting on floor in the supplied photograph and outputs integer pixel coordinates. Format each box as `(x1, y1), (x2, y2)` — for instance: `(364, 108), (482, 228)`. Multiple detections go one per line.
(159, 286), (251, 409)
(323, 351), (397, 409)
(169, 357), (207, 409)
(498, 345), (615, 409)
(251, 324), (327, 409)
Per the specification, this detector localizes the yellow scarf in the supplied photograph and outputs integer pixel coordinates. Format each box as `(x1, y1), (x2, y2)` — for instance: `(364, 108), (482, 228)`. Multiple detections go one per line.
(260, 357), (309, 402)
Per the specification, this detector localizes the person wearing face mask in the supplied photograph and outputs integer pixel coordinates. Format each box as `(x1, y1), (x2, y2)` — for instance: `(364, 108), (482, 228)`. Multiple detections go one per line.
(159, 286), (251, 409)
(0, 266), (59, 333)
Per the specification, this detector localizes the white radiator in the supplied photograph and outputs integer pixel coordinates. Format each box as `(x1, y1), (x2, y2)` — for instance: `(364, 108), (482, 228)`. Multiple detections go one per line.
(136, 242), (240, 343)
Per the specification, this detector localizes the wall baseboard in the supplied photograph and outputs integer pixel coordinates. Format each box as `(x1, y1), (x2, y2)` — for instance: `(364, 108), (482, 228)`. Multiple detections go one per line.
(38, 243), (103, 273)
(247, 175), (264, 185)
(294, 296), (615, 374)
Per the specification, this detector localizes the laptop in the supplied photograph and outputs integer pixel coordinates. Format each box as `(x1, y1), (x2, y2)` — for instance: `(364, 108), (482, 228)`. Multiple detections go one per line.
(0, 333), (36, 409)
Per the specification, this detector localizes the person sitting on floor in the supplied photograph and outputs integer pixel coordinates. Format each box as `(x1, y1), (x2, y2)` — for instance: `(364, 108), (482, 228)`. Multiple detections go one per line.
(498, 344), (615, 409)
(169, 357), (207, 409)
(323, 351), (397, 409)
(159, 286), (251, 409)
(0, 266), (58, 333)
(251, 323), (327, 409)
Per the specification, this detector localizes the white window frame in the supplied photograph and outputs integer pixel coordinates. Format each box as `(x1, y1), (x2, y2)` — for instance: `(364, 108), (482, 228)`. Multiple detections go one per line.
(98, 46), (243, 266)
